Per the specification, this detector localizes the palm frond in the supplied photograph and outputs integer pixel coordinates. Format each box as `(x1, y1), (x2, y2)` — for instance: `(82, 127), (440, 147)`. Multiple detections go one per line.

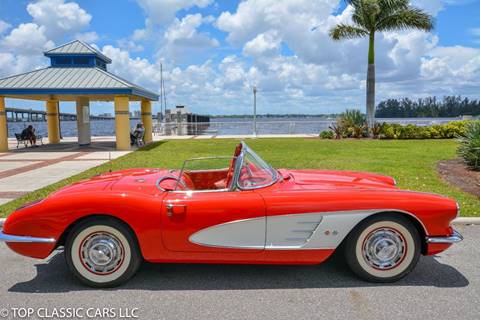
(350, 0), (379, 31)
(376, 0), (409, 21)
(329, 24), (369, 40)
(376, 8), (434, 32)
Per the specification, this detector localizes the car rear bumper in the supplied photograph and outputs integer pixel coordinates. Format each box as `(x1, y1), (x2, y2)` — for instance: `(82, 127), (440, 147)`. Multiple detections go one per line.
(0, 220), (56, 243)
(426, 230), (463, 244)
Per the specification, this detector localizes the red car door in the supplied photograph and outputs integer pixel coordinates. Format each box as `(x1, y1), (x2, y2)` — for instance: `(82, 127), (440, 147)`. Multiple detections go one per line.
(161, 190), (266, 252)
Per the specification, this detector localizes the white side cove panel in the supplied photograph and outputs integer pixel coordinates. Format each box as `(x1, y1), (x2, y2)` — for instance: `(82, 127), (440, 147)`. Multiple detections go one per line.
(189, 210), (387, 250)
(189, 217), (266, 249)
(265, 213), (323, 249)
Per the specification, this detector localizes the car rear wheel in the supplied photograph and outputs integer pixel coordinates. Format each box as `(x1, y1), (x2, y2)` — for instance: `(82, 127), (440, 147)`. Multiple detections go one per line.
(65, 218), (142, 288)
(344, 215), (421, 282)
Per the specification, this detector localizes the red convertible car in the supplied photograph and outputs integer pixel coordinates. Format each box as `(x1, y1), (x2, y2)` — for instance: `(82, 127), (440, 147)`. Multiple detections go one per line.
(0, 142), (462, 287)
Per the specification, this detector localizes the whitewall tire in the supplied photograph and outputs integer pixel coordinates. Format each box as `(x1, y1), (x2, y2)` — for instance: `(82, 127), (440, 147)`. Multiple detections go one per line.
(345, 215), (421, 282)
(65, 218), (142, 288)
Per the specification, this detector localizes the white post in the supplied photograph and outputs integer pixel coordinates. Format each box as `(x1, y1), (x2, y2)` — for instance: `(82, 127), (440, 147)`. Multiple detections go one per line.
(76, 97), (91, 146)
(253, 86), (257, 137)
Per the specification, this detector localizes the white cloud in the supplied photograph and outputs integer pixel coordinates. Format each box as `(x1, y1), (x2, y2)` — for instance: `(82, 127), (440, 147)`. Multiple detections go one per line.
(471, 28), (480, 43)
(74, 31), (99, 43)
(137, 0), (213, 26)
(132, 29), (147, 41)
(243, 30), (282, 57)
(27, 0), (92, 40)
(0, 22), (54, 77)
(102, 45), (160, 92)
(161, 14), (219, 62)
(165, 14), (218, 47)
(217, 0), (338, 45)
(0, 20), (11, 35)
(0, 0), (95, 78)
(1, 23), (54, 55)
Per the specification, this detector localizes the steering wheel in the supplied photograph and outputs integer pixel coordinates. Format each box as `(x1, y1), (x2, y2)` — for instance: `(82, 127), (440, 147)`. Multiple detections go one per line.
(225, 144), (243, 188)
(156, 175), (188, 191)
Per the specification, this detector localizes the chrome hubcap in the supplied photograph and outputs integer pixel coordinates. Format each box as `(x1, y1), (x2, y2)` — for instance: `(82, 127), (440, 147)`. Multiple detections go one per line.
(363, 228), (406, 270)
(80, 232), (124, 274)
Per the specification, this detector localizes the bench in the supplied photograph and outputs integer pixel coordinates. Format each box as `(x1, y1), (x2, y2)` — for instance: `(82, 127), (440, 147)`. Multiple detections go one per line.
(15, 133), (44, 148)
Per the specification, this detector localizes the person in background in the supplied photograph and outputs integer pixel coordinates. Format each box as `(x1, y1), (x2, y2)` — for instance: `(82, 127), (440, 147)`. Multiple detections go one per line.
(130, 122), (145, 146)
(21, 125), (37, 147)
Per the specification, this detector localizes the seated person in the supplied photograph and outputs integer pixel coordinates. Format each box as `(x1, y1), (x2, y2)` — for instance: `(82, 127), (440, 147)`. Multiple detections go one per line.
(20, 125), (37, 147)
(130, 123), (145, 146)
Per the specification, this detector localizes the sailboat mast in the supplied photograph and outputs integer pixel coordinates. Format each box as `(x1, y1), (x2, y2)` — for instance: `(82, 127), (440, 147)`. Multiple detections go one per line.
(161, 64), (167, 115)
(160, 63), (164, 120)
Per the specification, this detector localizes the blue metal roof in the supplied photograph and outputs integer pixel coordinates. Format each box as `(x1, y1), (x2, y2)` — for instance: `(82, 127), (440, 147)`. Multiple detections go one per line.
(44, 40), (112, 63)
(0, 67), (159, 101)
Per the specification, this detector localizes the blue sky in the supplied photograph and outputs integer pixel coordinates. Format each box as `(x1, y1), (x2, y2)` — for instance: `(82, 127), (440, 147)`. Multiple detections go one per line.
(0, 0), (479, 116)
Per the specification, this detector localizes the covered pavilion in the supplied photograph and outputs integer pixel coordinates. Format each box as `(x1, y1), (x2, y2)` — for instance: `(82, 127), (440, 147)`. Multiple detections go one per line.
(0, 40), (159, 151)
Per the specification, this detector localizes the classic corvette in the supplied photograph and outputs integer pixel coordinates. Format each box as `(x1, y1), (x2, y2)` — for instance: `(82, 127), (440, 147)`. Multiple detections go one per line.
(0, 142), (463, 287)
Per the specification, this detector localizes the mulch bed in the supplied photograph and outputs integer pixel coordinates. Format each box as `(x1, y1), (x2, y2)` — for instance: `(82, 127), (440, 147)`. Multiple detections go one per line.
(437, 159), (480, 197)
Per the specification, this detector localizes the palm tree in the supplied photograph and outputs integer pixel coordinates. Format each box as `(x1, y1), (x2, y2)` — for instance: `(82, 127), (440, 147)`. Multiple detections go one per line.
(329, 0), (434, 129)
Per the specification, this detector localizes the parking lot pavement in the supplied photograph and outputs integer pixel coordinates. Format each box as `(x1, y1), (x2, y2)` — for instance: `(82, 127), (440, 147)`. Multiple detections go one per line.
(0, 224), (478, 320)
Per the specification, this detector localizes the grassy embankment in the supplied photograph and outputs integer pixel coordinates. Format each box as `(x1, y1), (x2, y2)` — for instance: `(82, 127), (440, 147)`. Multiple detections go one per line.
(1, 138), (478, 217)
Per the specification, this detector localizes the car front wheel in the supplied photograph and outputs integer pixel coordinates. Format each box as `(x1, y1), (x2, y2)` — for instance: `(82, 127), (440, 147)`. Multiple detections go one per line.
(65, 218), (142, 288)
(345, 215), (421, 282)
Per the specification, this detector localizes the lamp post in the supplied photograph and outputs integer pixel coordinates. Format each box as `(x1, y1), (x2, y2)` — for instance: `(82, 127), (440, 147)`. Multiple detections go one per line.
(253, 86), (257, 137)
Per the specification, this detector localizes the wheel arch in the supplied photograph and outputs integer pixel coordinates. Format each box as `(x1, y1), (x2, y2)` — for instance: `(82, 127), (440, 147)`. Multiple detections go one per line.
(340, 210), (428, 255)
(56, 213), (143, 258)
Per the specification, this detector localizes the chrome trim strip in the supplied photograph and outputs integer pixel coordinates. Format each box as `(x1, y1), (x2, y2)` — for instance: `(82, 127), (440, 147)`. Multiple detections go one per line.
(426, 230), (463, 244)
(0, 225), (56, 243)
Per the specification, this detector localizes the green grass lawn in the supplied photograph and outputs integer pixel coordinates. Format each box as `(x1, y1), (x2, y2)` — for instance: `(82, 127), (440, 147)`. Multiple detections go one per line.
(1, 138), (478, 217)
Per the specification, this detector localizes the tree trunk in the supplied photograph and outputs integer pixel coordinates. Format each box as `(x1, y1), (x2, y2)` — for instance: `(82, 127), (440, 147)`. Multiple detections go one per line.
(366, 33), (375, 130)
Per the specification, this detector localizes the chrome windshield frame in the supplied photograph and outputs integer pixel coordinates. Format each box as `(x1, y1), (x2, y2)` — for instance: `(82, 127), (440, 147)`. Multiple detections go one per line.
(233, 141), (279, 191)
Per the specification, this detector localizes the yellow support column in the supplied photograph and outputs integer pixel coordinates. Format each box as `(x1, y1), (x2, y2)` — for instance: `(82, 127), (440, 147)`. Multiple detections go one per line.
(141, 100), (153, 143)
(46, 99), (60, 144)
(0, 97), (8, 152)
(114, 96), (131, 150)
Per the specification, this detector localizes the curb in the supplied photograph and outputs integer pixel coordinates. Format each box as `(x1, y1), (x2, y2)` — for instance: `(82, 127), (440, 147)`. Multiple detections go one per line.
(453, 217), (480, 225)
(1, 217), (480, 226)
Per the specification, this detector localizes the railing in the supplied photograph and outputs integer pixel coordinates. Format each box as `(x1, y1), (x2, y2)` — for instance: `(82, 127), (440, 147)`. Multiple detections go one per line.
(153, 118), (460, 136)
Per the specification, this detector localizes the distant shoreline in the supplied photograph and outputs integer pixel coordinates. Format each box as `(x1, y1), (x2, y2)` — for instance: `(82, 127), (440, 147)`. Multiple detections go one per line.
(207, 114), (477, 119)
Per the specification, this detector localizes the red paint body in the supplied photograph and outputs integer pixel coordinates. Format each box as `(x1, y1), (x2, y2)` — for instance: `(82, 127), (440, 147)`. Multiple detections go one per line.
(4, 165), (457, 263)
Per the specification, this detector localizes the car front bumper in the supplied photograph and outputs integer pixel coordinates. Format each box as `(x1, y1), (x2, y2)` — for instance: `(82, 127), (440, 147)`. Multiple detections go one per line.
(0, 220), (56, 243)
(426, 230), (463, 244)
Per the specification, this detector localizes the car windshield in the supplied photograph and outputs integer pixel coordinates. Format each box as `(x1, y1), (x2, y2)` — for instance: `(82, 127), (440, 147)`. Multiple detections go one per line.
(235, 143), (278, 189)
(161, 142), (277, 192)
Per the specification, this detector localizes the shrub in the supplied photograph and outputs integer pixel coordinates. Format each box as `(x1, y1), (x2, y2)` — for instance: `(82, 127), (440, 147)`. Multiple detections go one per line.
(338, 109), (366, 128)
(319, 130), (334, 139)
(370, 122), (383, 139)
(458, 122), (480, 170)
(328, 124), (343, 139)
(335, 109), (368, 138)
(379, 120), (478, 140)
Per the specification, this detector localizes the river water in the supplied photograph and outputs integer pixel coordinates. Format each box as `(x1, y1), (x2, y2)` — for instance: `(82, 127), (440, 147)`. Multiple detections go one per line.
(6, 117), (461, 138)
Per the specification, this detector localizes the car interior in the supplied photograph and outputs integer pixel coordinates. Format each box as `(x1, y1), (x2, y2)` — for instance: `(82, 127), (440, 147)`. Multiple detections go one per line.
(172, 143), (243, 191)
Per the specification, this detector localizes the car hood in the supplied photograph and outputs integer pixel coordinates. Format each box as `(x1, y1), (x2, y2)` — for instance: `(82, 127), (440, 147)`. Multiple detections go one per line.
(51, 168), (170, 197)
(284, 169), (397, 189)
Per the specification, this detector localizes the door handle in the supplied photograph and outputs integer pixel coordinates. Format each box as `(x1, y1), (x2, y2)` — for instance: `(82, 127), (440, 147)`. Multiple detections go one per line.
(166, 203), (187, 217)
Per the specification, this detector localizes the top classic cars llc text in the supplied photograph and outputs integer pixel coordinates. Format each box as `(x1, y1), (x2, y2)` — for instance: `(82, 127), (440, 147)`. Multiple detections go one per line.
(0, 307), (139, 319)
